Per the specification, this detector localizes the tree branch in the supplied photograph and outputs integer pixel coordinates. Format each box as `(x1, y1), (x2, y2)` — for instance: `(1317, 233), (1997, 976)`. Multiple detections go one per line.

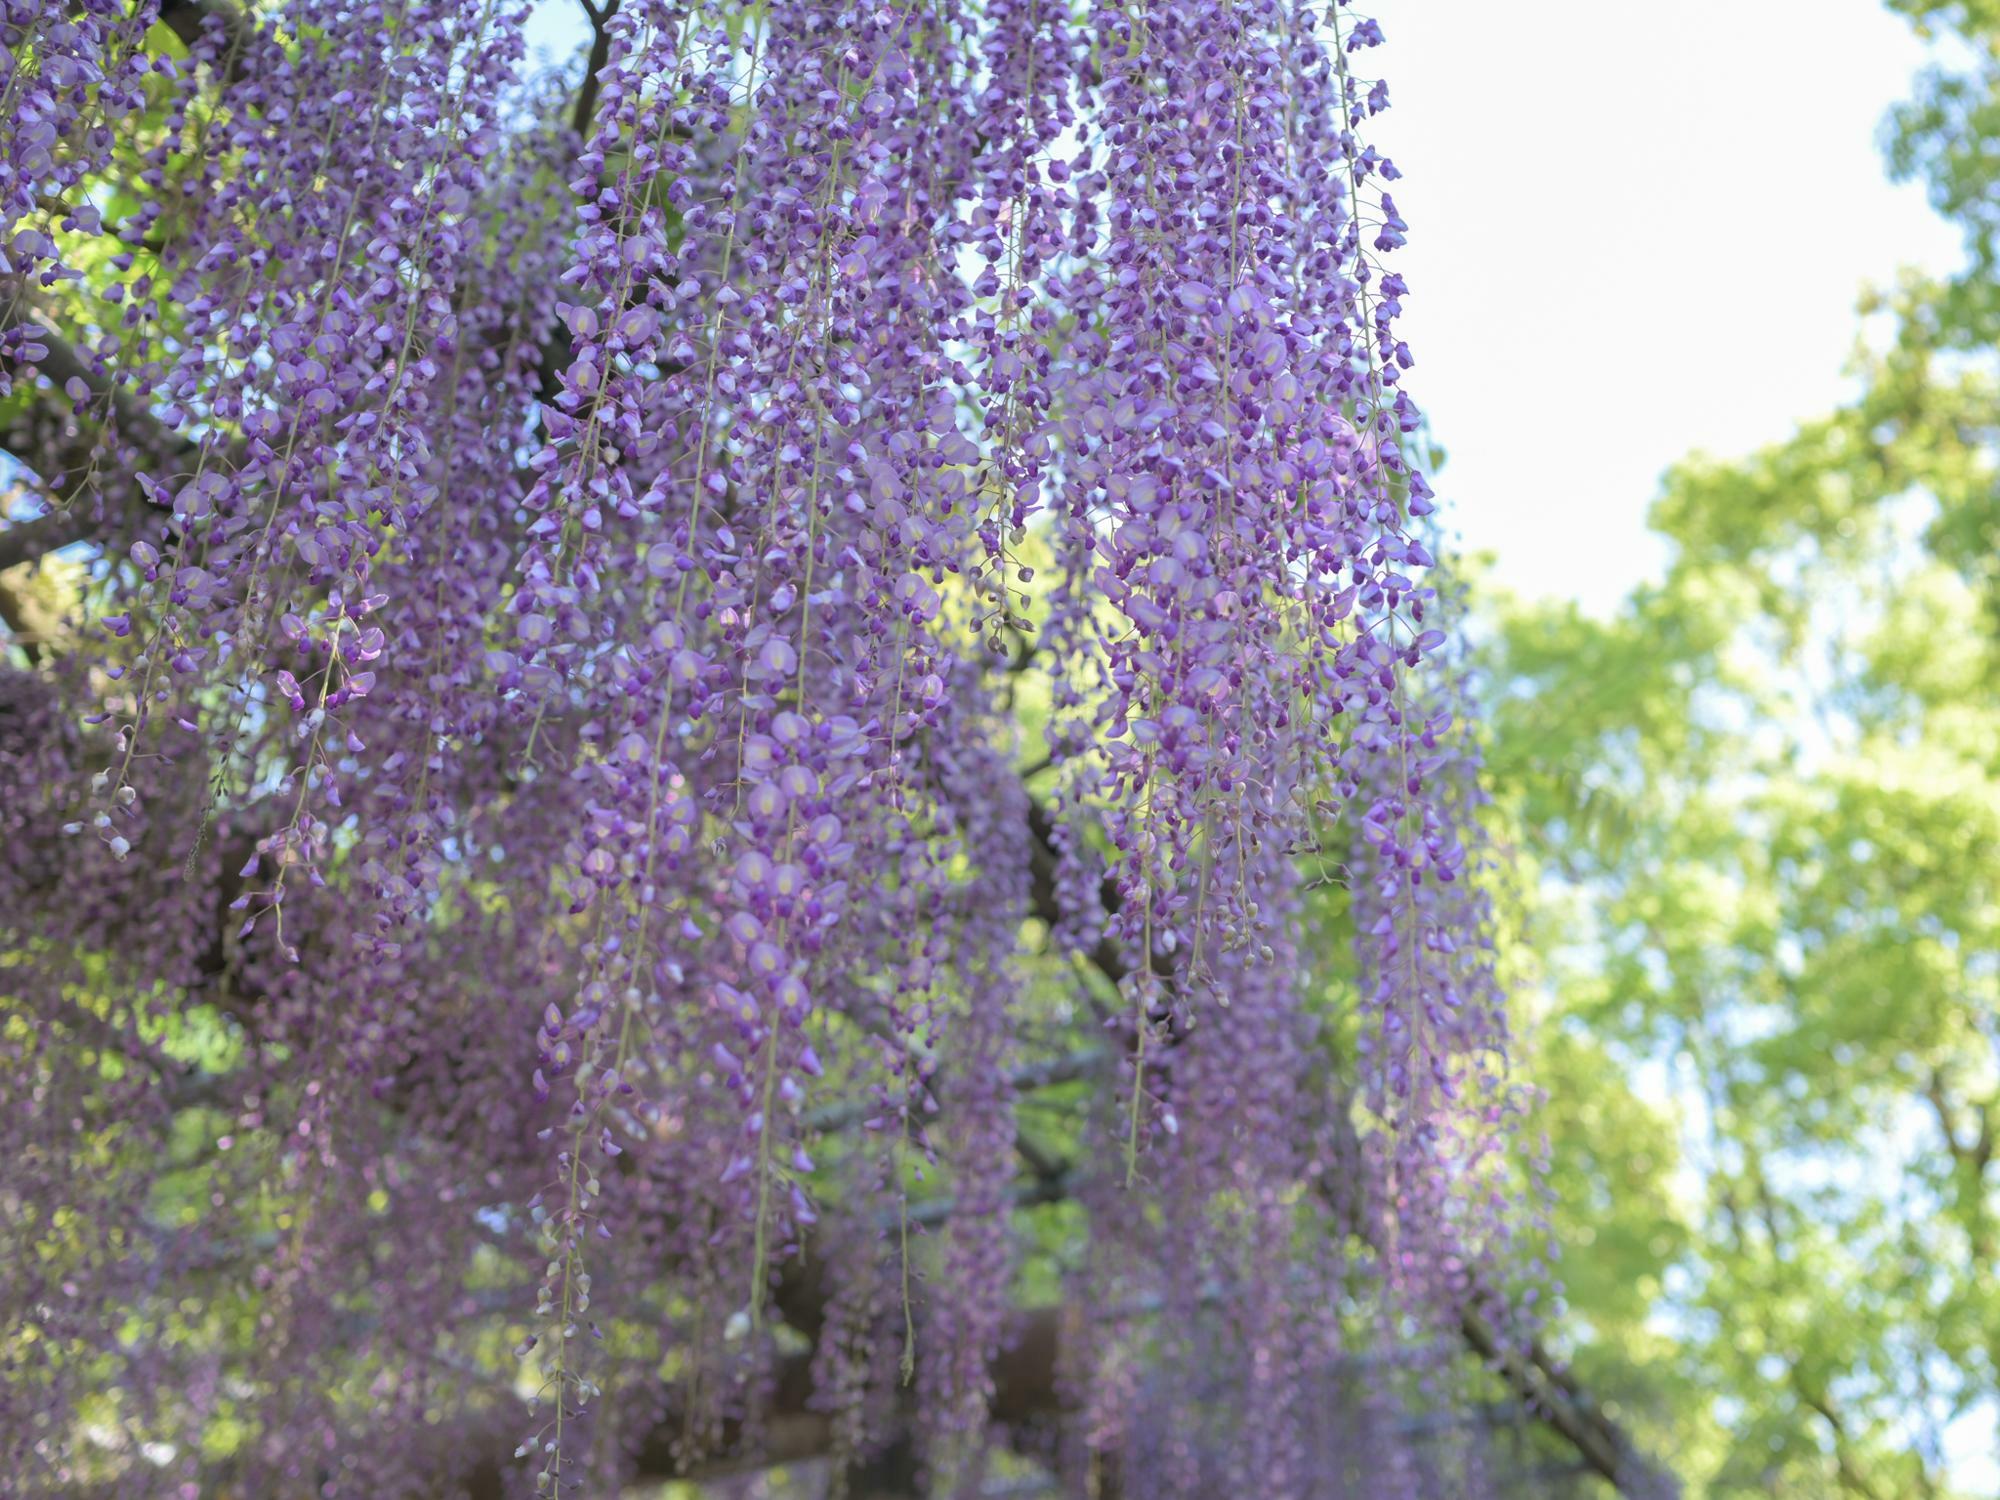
(154, 0), (255, 84)
(0, 301), (192, 571)
(1459, 1302), (1670, 1497)
(0, 508), (87, 576)
(1793, 1377), (1888, 1500)
(569, 0), (622, 140)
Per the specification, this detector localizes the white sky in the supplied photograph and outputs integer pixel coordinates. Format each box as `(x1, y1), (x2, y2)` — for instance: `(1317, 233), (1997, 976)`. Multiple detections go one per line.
(1369, 0), (1964, 611)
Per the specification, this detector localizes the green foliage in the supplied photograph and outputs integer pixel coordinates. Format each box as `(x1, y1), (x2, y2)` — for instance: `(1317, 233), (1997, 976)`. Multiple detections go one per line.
(1481, 6), (2000, 1491)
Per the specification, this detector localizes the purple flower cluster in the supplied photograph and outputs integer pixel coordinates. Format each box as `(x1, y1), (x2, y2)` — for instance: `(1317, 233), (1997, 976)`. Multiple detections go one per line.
(0, 3), (1542, 1494)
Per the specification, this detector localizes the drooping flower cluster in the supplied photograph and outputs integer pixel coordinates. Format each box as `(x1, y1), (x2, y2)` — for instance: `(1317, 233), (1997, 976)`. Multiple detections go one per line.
(0, 3), (1564, 1496)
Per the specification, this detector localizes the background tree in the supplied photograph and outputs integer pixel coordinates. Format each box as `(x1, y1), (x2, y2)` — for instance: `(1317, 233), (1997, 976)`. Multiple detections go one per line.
(1486, 2), (2000, 1492)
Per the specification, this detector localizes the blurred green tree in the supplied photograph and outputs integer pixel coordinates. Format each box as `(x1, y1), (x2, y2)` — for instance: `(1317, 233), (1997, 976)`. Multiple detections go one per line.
(1486, 4), (2000, 1493)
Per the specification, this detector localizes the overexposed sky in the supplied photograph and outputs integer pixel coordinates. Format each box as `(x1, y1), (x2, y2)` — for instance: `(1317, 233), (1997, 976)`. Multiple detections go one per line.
(523, 1), (1965, 613)
(1370, 0), (1963, 610)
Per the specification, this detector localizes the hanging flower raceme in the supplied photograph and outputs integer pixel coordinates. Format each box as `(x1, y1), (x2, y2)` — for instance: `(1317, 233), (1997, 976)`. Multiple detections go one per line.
(0, 4), (1579, 1497)
(1030, 0), (1452, 1202)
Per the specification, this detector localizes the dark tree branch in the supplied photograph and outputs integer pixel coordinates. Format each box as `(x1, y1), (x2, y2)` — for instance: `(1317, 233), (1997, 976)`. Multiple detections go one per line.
(1793, 1378), (1889, 1500)
(803, 1047), (1103, 1136)
(569, 0), (622, 140)
(1022, 790), (1172, 998)
(0, 509), (87, 576)
(154, 0), (256, 85)
(0, 300), (193, 571)
(1459, 1302), (1670, 1497)
(0, 571), (45, 661)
